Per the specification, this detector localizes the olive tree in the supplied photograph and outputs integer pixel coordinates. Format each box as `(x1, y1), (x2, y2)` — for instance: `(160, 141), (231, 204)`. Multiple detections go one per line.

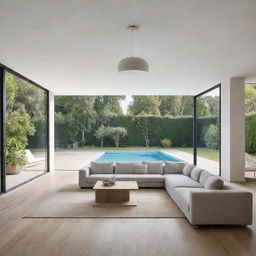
(108, 127), (127, 148)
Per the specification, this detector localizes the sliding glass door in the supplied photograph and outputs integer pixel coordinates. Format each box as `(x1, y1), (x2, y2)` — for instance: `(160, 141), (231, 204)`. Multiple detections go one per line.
(194, 85), (221, 175)
(0, 65), (49, 192)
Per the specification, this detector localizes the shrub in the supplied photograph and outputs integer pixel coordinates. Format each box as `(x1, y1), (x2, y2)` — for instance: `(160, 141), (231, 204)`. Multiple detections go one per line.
(160, 138), (172, 148)
(204, 124), (219, 150)
(245, 112), (256, 153)
(6, 111), (35, 166)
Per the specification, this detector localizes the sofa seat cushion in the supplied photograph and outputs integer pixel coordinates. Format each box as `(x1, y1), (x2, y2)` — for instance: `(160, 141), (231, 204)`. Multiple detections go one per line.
(90, 162), (114, 174)
(165, 174), (203, 188)
(87, 174), (165, 183)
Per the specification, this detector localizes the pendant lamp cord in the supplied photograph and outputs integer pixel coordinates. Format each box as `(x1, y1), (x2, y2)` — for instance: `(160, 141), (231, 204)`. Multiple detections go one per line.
(131, 27), (134, 56)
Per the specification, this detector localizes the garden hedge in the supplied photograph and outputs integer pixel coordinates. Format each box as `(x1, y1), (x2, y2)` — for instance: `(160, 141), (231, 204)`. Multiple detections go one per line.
(245, 112), (256, 153)
(29, 113), (256, 153)
(54, 115), (218, 148)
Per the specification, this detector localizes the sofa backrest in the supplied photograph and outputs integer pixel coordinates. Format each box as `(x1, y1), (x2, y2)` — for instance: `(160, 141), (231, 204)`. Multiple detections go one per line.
(164, 162), (187, 174)
(90, 162), (114, 174)
(115, 162), (141, 174)
(142, 161), (163, 174)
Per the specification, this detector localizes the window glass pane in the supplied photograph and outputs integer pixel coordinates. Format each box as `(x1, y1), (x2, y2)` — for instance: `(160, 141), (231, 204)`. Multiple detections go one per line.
(244, 83), (256, 179)
(54, 95), (194, 169)
(196, 87), (220, 175)
(5, 71), (48, 190)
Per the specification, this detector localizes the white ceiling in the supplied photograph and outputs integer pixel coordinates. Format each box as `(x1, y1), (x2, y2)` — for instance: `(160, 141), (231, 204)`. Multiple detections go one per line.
(0, 0), (256, 95)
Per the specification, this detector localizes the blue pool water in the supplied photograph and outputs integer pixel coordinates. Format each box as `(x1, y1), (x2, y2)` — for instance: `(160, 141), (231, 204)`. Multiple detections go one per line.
(95, 151), (182, 163)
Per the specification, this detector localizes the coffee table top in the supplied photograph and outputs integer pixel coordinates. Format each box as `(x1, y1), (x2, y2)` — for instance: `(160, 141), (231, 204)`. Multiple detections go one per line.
(93, 181), (138, 190)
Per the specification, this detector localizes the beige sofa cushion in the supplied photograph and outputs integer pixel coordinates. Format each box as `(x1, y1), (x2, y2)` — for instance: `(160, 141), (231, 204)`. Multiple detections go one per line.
(182, 164), (195, 176)
(115, 162), (140, 174)
(165, 174), (202, 188)
(199, 170), (212, 186)
(191, 167), (203, 182)
(164, 162), (187, 174)
(90, 162), (114, 174)
(142, 161), (163, 174)
(134, 164), (147, 174)
(205, 176), (224, 189)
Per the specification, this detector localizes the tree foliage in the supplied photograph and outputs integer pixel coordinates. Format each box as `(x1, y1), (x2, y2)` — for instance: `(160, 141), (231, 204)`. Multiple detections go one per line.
(93, 96), (125, 126)
(55, 96), (97, 146)
(245, 86), (256, 113)
(134, 116), (150, 147)
(5, 72), (36, 166)
(54, 94), (221, 148)
(94, 125), (109, 147)
(159, 96), (193, 116)
(6, 111), (35, 166)
(196, 98), (210, 117)
(204, 124), (219, 150)
(128, 96), (161, 115)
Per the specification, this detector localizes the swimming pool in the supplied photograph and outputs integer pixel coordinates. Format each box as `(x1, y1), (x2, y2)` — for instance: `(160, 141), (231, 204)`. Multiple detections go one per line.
(95, 151), (182, 163)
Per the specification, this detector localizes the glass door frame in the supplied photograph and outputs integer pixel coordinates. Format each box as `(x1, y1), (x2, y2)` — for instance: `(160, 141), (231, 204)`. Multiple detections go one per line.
(193, 84), (221, 176)
(0, 63), (50, 193)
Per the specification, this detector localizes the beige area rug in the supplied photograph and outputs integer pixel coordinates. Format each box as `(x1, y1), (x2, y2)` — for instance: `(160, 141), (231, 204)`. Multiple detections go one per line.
(24, 185), (184, 218)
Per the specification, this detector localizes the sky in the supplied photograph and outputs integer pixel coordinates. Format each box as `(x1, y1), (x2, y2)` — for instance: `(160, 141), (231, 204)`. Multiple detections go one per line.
(120, 95), (132, 114)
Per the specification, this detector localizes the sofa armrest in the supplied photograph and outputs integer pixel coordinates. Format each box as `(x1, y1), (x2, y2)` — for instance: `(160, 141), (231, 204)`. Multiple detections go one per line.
(190, 190), (253, 225)
(79, 167), (91, 188)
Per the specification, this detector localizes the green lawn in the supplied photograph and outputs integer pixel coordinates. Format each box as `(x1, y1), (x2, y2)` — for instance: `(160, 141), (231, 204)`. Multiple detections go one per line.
(55, 146), (164, 152)
(175, 147), (220, 162)
(249, 153), (256, 161)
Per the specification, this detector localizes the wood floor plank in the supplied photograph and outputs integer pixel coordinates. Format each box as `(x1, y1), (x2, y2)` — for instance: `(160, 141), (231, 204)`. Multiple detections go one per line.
(0, 171), (255, 256)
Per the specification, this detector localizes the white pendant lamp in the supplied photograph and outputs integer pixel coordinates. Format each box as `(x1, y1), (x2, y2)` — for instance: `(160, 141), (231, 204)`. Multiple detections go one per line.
(118, 25), (149, 73)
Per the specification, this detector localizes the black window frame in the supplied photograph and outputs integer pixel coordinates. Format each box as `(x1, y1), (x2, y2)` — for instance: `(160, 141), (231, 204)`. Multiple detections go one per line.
(0, 63), (50, 193)
(193, 84), (221, 176)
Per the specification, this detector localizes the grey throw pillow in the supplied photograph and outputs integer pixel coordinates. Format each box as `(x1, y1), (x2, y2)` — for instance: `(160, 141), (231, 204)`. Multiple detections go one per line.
(142, 161), (163, 174)
(115, 162), (140, 174)
(204, 176), (224, 189)
(199, 170), (212, 186)
(90, 162), (114, 174)
(134, 164), (147, 174)
(190, 166), (203, 181)
(182, 164), (195, 176)
(164, 162), (187, 174)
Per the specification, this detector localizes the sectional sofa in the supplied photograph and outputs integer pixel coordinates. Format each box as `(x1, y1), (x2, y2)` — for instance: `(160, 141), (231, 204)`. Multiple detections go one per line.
(79, 161), (253, 226)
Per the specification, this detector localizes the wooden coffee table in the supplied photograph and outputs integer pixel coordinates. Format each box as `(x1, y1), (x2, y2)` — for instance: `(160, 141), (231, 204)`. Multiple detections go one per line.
(93, 181), (139, 207)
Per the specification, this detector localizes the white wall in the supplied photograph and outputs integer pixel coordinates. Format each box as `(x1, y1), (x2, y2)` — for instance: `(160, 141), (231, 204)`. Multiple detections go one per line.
(49, 91), (54, 172)
(221, 78), (245, 182)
